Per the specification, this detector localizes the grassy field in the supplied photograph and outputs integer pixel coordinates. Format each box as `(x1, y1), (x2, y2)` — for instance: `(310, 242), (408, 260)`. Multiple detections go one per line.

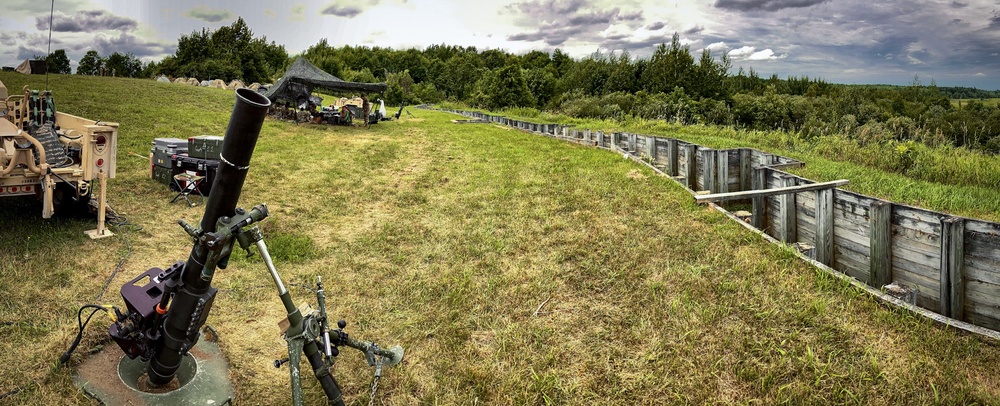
(3, 73), (1000, 405)
(471, 105), (1000, 223)
(951, 98), (1000, 108)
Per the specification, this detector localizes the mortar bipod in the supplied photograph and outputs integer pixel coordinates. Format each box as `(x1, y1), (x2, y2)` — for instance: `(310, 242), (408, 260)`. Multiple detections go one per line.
(248, 228), (404, 406)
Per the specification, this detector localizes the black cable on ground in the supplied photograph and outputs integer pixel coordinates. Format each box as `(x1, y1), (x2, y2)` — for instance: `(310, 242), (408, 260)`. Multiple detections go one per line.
(95, 209), (142, 302)
(59, 304), (112, 365)
(0, 382), (36, 401)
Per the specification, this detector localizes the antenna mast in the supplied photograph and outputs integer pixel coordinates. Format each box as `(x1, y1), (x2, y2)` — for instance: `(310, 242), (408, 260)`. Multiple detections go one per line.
(45, 0), (54, 89)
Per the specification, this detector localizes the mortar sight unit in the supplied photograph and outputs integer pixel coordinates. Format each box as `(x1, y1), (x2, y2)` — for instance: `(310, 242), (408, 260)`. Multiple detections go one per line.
(101, 88), (402, 405)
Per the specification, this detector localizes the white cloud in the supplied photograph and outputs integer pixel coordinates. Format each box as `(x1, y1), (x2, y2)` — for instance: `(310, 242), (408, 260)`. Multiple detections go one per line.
(706, 42), (728, 52)
(976, 72), (985, 76)
(748, 48), (785, 60)
(728, 45), (756, 58)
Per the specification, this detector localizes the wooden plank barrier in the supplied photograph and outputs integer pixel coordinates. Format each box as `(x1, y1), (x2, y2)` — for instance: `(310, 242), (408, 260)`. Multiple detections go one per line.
(684, 144), (697, 190)
(701, 149), (716, 193)
(779, 175), (798, 243)
(667, 139), (678, 177)
(940, 217), (965, 319)
(869, 201), (892, 288)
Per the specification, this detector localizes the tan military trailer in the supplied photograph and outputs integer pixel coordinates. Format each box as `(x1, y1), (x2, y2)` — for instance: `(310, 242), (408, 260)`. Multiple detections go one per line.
(0, 79), (118, 218)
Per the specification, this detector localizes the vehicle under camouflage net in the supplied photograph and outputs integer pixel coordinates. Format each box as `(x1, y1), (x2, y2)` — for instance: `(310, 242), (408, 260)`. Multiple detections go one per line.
(0, 78), (118, 218)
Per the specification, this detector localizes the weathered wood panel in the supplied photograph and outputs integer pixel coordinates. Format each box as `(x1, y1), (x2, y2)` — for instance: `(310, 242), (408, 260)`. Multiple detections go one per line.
(752, 167), (766, 230)
(682, 144), (697, 190)
(833, 246), (870, 281)
(779, 175), (797, 243)
(869, 201), (892, 288)
(888, 204), (943, 308)
(940, 217), (965, 319)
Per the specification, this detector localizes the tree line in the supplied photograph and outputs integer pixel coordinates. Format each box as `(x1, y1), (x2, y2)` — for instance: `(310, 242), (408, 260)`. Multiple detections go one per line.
(34, 17), (1000, 154)
(291, 35), (1000, 154)
(39, 48), (143, 77)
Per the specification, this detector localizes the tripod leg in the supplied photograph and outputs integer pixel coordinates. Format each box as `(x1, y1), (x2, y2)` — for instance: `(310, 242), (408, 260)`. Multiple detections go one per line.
(305, 340), (344, 406)
(288, 339), (305, 406)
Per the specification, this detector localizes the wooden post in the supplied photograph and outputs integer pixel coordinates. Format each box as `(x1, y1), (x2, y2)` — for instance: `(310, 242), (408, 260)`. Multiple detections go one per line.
(628, 133), (636, 152)
(716, 150), (728, 194)
(752, 167), (766, 230)
(684, 144), (697, 190)
(597, 131), (604, 147)
(815, 188), (834, 265)
(940, 217), (965, 319)
(779, 175), (797, 243)
(701, 149), (716, 193)
(647, 136), (656, 161)
(868, 201), (893, 288)
(739, 149), (752, 192)
(667, 139), (678, 177)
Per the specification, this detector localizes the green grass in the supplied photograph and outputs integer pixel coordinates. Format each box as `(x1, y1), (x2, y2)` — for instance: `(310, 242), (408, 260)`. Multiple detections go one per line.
(468, 105), (1000, 223)
(3, 73), (1000, 404)
(951, 98), (1000, 108)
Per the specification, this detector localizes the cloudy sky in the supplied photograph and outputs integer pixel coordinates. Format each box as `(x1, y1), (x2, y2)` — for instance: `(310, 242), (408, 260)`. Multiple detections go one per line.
(1, 0), (998, 89)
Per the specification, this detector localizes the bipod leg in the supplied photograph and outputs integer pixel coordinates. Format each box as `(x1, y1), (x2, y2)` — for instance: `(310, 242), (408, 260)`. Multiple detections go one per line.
(287, 335), (305, 406)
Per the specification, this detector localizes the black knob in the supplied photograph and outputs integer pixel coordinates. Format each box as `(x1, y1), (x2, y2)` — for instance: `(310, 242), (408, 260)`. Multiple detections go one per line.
(337, 319), (346, 329)
(274, 358), (289, 368)
(330, 347), (339, 357)
(236, 208), (246, 215)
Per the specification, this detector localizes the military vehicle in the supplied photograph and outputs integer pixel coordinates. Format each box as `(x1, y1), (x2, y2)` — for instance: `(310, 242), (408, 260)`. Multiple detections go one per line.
(0, 78), (118, 218)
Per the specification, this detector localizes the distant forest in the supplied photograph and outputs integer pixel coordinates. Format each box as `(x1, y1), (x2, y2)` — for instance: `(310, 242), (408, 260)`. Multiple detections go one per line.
(293, 38), (1000, 154)
(62, 18), (1000, 154)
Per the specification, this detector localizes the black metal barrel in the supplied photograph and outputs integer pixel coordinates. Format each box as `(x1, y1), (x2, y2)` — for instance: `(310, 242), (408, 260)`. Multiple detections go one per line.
(147, 88), (270, 385)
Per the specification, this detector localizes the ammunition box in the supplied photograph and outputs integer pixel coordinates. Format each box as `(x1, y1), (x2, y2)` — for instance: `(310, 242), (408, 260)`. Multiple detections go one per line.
(175, 155), (220, 195)
(151, 137), (188, 168)
(188, 135), (224, 160)
(151, 164), (175, 186)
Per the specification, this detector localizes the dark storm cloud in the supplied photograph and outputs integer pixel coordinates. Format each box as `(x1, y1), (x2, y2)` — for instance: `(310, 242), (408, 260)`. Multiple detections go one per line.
(92, 32), (175, 58)
(0, 32), (25, 47)
(706, 0), (1000, 88)
(601, 36), (671, 53)
(504, 0), (647, 48)
(321, 4), (364, 18)
(685, 25), (705, 35)
(187, 6), (232, 23)
(714, 0), (827, 12)
(646, 21), (666, 30)
(36, 10), (137, 32)
(17, 45), (46, 60)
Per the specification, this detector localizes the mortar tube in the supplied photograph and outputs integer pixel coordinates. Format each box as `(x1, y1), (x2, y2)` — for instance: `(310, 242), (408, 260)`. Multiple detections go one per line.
(146, 88), (271, 386)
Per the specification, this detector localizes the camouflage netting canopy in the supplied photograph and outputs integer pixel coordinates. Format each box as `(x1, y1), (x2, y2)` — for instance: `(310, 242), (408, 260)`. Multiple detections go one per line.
(264, 57), (386, 104)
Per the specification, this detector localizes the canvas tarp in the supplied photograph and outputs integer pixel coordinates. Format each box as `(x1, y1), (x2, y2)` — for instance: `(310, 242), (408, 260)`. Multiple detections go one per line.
(15, 59), (46, 75)
(264, 57), (386, 103)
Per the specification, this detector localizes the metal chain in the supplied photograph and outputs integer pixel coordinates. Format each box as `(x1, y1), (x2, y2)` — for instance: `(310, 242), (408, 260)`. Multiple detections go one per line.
(368, 375), (379, 406)
(368, 355), (383, 406)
